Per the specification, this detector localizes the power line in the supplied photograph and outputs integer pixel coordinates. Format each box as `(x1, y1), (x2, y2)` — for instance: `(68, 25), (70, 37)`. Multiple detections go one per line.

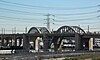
(54, 11), (98, 16)
(0, 10), (44, 17)
(0, 7), (98, 16)
(0, 16), (42, 23)
(0, 2), (36, 10)
(0, 14), (99, 27)
(0, 7), (46, 15)
(53, 20), (100, 26)
(0, 0), (99, 10)
(0, 15), (98, 24)
(0, 0), (99, 31)
(81, 21), (100, 24)
(54, 17), (97, 22)
(0, 24), (32, 27)
(0, 15), (40, 21)
(55, 14), (97, 19)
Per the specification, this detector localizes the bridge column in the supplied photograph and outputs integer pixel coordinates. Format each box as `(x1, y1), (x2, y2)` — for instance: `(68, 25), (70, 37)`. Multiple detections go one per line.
(52, 37), (59, 51)
(19, 38), (22, 46)
(33, 40), (35, 50)
(89, 38), (93, 51)
(15, 39), (17, 46)
(84, 39), (89, 50)
(43, 34), (49, 51)
(54, 41), (58, 51)
(13, 35), (17, 47)
(35, 37), (40, 51)
(6, 39), (9, 46)
(11, 39), (14, 46)
(0, 39), (1, 47)
(23, 34), (30, 52)
(1, 35), (4, 46)
(75, 33), (83, 50)
(9, 39), (12, 46)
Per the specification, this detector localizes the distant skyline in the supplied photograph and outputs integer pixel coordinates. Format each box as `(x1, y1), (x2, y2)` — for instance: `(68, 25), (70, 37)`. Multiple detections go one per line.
(0, 0), (100, 33)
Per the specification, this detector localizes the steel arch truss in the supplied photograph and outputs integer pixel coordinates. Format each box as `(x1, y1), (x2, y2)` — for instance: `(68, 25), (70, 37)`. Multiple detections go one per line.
(51, 25), (85, 51)
(57, 26), (75, 33)
(28, 27), (50, 34)
(28, 27), (50, 50)
(71, 26), (85, 34)
(56, 26), (85, 34)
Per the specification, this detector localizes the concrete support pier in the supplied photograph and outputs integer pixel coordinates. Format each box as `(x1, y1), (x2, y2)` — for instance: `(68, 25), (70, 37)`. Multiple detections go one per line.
(35, 37), (40, 51)
(89, 38), (93, 51)
(23, 34), (30, 52)
(75, 33), (83, 50)
(1, 35), (4, 46)
(43, 34), (49, 51)
(13, 36), (17, 46)
(85, 40), (89, 50)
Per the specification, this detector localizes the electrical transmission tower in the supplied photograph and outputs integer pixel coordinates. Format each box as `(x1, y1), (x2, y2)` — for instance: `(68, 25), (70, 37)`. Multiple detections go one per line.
(44, 14), (55, 31)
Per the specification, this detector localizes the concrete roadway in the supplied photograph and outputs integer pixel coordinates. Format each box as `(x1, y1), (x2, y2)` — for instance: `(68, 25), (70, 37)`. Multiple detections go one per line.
(0, 50), (100, 60)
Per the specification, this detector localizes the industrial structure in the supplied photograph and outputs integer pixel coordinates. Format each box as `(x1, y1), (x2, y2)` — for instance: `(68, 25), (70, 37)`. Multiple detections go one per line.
(0, 25), (100, 53)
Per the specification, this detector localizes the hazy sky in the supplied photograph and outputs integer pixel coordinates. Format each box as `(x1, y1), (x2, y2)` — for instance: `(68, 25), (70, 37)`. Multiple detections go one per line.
(0, 0), (100, 33)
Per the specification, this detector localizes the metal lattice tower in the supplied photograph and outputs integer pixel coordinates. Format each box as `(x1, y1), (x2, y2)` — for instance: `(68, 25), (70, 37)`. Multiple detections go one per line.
(45, 14), (54, 31)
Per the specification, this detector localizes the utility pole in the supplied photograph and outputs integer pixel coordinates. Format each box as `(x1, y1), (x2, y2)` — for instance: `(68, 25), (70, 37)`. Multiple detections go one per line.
(1, 28), (5, 34)
(12, 27), (16, 34)
(25, 27), (27, 33)
(44, 14), (55, 31)
(14, 27), (16, 34)
(12, 28), (13, 34)
(4, 28), (5, 34)
(88, 25), (89, 32)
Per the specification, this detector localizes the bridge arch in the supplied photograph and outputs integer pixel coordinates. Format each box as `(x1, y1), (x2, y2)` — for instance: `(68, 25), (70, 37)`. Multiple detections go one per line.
(57, 26), (75, 33)
(28, 27), (50, 51)
(28, 27), (50, 34)
(51, 26), (75, 51)
(37, 27), (50, 34)
(71, 26), (85, 34)
(28, 27), (40, 34)
(51, 25), (85, 51)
